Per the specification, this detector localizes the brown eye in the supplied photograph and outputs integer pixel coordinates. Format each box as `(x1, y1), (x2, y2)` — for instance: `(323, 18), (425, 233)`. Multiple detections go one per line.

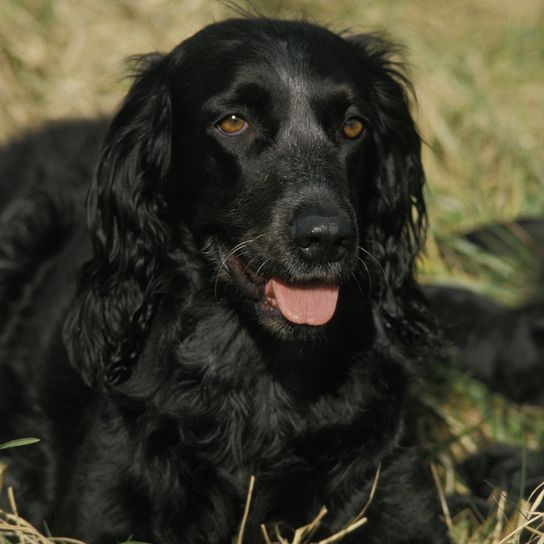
(342, 117), (365, 139)
(217, 114), (248, 136)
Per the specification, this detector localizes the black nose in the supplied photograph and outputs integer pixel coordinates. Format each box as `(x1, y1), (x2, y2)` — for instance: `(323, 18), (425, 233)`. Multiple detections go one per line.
(292, 207), (353, 263)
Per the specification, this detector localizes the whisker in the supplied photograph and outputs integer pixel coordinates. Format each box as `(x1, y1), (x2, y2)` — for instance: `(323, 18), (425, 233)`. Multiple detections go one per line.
(358, 245), (391, 296)
(253, 257), (272, 278)
(212, 234), (266, 302)
(356, 256), (372, 295)
(351, 272), (367, 303)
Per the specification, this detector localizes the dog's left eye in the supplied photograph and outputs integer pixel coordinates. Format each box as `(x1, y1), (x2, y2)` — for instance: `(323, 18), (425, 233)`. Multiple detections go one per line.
(342, 117), (365, 139)
(216, 114), (249, 136)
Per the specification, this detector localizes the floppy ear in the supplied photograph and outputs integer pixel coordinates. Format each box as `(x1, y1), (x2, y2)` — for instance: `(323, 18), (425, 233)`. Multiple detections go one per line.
(63, 53), (173, 389)
(348, 35), (431, 346)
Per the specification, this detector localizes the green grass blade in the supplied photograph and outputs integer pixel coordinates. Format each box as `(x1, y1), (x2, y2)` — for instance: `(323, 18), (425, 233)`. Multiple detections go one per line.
(0, 437), (40, 450)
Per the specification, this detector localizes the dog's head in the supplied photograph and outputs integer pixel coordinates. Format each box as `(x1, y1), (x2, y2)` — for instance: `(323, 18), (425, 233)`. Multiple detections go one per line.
(65, 19), (427, 389)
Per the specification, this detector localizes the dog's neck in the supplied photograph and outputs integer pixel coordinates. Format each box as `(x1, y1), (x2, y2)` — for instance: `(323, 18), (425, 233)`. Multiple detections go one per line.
(266, 339), (352, 399)
(252, 304), (374, 399)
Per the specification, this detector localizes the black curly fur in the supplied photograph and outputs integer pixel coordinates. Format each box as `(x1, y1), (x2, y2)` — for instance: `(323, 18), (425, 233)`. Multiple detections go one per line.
(0, 18), (449, 544)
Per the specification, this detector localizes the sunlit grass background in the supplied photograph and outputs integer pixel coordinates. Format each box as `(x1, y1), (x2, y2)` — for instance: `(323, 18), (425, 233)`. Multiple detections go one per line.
(1, 0), (543, 542)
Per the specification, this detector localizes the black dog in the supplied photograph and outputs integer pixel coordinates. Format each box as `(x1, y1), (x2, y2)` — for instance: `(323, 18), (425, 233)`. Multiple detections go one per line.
(0, 18), (450, 544)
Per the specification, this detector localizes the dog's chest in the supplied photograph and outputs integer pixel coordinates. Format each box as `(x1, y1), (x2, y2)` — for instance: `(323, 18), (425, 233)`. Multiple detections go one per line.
(168, 314), (370, 473)
(172, 320), (292, 458)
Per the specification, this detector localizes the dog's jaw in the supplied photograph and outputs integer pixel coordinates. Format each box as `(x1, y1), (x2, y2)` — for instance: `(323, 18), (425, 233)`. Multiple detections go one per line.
(216, 240), (344, 330)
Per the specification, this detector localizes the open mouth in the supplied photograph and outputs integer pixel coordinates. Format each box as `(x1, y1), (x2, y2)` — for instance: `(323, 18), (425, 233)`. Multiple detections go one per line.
(219, 244), (340, 327)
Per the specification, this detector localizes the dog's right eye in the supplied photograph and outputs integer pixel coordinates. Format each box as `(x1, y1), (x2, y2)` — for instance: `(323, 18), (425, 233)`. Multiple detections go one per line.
(342, 117), (365, 140)
(216, 114), (249, 136)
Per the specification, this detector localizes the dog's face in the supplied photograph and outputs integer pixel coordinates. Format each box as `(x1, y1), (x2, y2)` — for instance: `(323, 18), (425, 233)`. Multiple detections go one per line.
(71, 18), (426, 386)
(167, 21), (375, 334)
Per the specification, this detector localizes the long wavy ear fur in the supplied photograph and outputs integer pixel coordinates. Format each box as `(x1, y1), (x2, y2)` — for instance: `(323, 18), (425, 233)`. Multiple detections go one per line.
(348, 34), (432, 349)
(63, 54), (172, 389)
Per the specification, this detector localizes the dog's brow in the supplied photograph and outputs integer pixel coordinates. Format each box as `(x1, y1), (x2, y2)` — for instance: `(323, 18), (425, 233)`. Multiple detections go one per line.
(316, 87), (354, 109)
(203, 74), (275, 114)
(231, 82), (272, 107)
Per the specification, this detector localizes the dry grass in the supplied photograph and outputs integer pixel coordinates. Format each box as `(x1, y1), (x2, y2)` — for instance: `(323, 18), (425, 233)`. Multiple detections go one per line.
(1, 1), (543, 543)
(0, 487), (83, 544)
(234, 466), (379, 544)
(453, 489), (544, 544)
(432, 462), (544, 544)
(0, 468), (379, 543)
(1, 465), (543, 543)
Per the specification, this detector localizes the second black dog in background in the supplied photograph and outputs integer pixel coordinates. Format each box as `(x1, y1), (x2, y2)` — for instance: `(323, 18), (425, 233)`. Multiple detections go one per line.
(424, 221), (544, 506)
(424, 283), (544, 406)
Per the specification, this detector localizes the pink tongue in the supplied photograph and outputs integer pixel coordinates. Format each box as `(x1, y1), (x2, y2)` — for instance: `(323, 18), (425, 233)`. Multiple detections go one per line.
(264, 279), (340, 326)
